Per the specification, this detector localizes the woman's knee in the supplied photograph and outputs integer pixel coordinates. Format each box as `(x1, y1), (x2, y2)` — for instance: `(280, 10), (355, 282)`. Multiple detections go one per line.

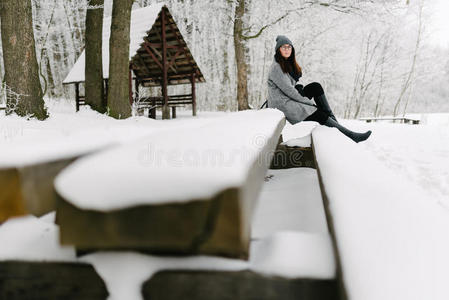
(303, 82), (324, 98)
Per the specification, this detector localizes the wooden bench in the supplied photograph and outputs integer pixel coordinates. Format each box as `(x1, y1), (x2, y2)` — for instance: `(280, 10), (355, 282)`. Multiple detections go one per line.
(135, 94), (194, 119)
(143, 270), (337, 300)
(270, 135), (316, 169)
(0, 158), (78, 223)
(0, 133), (115, 222)
(359, 117), (420, 125)
(0, 261), (108, 299)
(76, 94), (193, 119)
(55, 110), (285, 259)
(0, 214), (108, 299)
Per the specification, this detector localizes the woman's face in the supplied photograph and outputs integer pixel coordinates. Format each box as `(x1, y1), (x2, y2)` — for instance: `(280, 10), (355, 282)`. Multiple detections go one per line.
(279, 44), (292, 58)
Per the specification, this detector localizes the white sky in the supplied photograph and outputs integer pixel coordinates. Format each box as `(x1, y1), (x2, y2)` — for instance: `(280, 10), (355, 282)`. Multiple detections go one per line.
(427, 0), (449, 48)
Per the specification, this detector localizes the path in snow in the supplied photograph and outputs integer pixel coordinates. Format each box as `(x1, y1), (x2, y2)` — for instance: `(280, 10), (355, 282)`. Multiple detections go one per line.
(353, 120), (449, 209)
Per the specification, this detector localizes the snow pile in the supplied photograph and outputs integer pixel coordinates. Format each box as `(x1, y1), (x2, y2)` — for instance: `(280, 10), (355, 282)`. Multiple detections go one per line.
(0, 101), (225, 168)
(282, 135), (312, 148)
(252, 168), (328, 238)
(0, 213), (76, 262)
(312, 125), (449, 300)
(251, 168), (335, 279)
(365, 122), (449, 207)
(280, 121), (318, 147)
(55, 109), (285, 210)
(63, 4), (164, 83)
(420, 112), (449, 126)
(250, 231), (335, 279)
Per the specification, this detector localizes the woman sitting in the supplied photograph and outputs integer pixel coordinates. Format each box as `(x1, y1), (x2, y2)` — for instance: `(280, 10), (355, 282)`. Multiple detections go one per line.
(267, 35), (371, 143)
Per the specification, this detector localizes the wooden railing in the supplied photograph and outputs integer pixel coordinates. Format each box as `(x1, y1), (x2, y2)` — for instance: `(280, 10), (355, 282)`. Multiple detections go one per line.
(76, 94), (194, 119)
(134, 94), (194, 118)
(359, 117), (420, 125)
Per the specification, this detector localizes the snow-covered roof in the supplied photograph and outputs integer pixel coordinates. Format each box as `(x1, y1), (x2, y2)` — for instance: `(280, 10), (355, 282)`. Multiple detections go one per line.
(63, 4), (164, 84)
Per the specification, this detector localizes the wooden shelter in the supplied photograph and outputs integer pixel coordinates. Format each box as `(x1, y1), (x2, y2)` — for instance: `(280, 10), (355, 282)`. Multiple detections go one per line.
(63, 4), (205, 118)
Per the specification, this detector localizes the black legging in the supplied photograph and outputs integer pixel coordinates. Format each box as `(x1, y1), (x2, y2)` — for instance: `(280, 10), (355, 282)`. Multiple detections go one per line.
(302, 82), (330, 125)
(302, 82), (324, 99)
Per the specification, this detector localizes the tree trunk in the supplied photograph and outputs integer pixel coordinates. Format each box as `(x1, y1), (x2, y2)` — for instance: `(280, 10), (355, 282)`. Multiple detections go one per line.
(45, 54), (56, 98)
(233, 0), (250, 111)
(85, 0), (106, 113)
(161, 8), (170, 120)
(0, 0), (48, 120)
(107, 0), (133, 119)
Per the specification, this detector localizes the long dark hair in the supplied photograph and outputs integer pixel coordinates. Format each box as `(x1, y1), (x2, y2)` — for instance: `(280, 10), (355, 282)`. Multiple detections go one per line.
(275, 47), (302, 78)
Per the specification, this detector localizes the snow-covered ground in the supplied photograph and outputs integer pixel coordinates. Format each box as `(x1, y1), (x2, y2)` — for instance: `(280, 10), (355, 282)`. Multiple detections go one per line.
(0, 100), (229, 168)
(1, 100), (449, 299)
(341, 117), (449, 208)
(366, 123), (449, 208)
(313, 115), (449, 300)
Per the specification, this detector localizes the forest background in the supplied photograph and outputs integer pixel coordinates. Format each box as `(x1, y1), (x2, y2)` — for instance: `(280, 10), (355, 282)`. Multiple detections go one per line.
(1, 0), (447, 119)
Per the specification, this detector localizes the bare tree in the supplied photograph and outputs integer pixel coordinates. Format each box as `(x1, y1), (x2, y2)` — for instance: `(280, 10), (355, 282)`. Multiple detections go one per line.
(350, 31), (388, 118)
(394, 0), (424, 116)
(231, 0), (298, 111)
(0, 0), (48, 120)
(107, 0), (134, 119)
(35, 0), (57, 97)
(85, 0), (106, 113)
(374, 34), (392, 117)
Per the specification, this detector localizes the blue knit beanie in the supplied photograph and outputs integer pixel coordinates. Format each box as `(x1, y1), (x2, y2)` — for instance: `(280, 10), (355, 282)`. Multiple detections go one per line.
(275, 35), (293, 52)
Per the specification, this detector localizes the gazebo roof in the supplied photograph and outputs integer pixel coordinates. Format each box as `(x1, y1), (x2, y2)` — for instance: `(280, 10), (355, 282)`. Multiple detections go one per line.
(63, 4), (205, 86)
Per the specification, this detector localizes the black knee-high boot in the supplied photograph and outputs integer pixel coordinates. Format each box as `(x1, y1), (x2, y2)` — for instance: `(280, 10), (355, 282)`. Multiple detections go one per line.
(324, 117), (372, 143)
(315, 94), (338, 122)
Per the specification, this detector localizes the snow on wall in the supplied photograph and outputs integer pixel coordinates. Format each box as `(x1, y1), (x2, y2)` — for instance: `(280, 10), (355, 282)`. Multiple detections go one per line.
(0, 213), (76, 262)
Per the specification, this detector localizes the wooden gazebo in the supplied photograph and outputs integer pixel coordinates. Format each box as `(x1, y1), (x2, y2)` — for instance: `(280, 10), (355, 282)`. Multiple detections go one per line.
(63, 4), (205, 118)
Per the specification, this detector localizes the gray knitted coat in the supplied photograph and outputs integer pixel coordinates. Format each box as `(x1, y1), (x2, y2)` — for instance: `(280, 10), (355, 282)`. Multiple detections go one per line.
(267, 60), (317, 124)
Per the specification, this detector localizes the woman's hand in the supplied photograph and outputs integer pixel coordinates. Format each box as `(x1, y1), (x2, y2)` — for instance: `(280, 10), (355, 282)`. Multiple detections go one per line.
(295, 84), (305, 96)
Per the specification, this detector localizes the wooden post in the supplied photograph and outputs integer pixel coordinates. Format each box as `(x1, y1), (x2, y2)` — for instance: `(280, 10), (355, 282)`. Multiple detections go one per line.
(191, 73), (196, 116)
(128, 66), (133, 106)
(75, 83), (80, 112)
(104, 79), (109, 107)
(161, 8), (170, 119)
(102, 79), (107, 108)
(150, 98), (156, 119)
(134, 78), (139, 102)
(171, 106), (176, 118)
